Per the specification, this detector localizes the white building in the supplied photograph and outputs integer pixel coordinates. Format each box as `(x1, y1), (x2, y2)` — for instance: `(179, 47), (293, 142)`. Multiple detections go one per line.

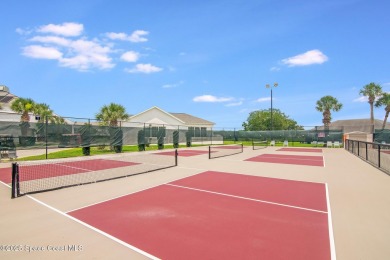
(126, 106), (215, 132)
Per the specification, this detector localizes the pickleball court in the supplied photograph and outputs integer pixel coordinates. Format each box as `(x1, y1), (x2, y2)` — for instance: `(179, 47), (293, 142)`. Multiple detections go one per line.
(68, 170), (335, 259)
(7, 144), (389, 259)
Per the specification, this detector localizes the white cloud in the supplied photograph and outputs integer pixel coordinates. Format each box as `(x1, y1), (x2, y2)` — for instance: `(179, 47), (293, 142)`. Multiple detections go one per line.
(16, 28), (32, 35)
(22, 45), (63, 59)
(60, 53), (114, 71)
(282, 49), (328, 67)
(120, 51), (140, 62)
(69, 39), (109, 54)
(106, 30), (149, 42)
(29, 36), (71, 46)
(256, 97), (271, 102)
(24, 37), (114, 71)
(37, 22), (84, 37)
(270, 66), (280, 72)
(60, 39), (114, 70)
(353, 96), (368, 102)
(162, 81), (184, 88)
(193, 95), (233, 103)
(106, 32), (127, 40)
(125, 63), (162, 74)
(225, 101), (243, 107)
(129, 30), (149, 42)
(353, 95), (384, 103)
(19, 23), (155, 72)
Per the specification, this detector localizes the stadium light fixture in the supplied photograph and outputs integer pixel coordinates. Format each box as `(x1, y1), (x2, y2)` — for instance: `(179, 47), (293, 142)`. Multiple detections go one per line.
(265, 82), (278, 131)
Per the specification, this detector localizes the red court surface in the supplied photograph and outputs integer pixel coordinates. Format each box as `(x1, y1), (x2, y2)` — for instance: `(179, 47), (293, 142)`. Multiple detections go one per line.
(277, 147), (323, 153)
(171, 171), (327, 211)
(0, 159), (138, 183)
(155, 149), (208, 157)
(0, 167), (11, 183)
(246, 153), (324, 167)
(68, 171), (333, 259)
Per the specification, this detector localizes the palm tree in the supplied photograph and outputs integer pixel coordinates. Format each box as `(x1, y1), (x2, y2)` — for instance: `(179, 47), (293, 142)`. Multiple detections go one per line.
(95, 103), (129, 126)
(10, 97), (36, 122)
(10, 97), (36, 136)
(360, 82), (383, 132)
(34, 103), (66, 124)
(34, 103), (53, 122)
(95, 103), (129, 153)
(316, 96), (343, 128)
(375, 92), (390, 130)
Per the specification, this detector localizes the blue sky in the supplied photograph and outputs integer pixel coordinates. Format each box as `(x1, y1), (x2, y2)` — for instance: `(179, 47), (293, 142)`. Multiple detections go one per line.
(1, 0), (389, 129)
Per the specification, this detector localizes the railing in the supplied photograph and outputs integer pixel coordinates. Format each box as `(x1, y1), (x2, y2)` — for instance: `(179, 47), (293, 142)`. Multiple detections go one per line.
(345, 139), (390, 175)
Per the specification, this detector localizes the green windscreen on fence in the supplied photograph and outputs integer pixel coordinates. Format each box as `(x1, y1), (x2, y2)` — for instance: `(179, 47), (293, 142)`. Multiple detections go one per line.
(0, 118), (347, 151)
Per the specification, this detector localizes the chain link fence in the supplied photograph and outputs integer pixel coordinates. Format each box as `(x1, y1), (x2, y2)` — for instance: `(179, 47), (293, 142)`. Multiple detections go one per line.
(0, 117), (370, 159)
(345, 139), (390, 175)
(213, 126), (344, 145)
(0, 117), (224, 153)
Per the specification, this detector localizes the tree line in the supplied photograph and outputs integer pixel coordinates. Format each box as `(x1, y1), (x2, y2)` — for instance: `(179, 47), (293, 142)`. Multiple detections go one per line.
(243, 82), (389, 131)
(6, 98), (129, 126)
(3, 82), (389, 132)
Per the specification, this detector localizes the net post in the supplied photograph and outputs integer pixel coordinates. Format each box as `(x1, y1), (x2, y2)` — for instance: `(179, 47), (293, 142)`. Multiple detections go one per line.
(208, 146), (211, 159)
(175, 149), (178, 166)
(11, 162), (20, 198)
(241, 143), (243, 153)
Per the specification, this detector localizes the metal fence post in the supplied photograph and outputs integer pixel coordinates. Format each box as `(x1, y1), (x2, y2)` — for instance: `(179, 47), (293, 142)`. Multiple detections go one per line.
(366, 142), (368, 160)
(45, 116), (48, 159)
(358, 141), (360, 157)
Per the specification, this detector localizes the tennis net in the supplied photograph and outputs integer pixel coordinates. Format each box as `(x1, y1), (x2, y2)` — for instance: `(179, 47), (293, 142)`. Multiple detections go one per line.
(252, 140), (268, 150)
(209, 144), (243, 159)
(11, 150), (178, 198)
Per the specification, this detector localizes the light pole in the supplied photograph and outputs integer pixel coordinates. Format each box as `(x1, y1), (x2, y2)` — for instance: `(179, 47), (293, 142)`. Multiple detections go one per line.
(265, 82), (278, 131)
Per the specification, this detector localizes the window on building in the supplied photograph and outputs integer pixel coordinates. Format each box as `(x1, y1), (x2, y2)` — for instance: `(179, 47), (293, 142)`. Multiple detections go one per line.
(188, 127), (208, 137)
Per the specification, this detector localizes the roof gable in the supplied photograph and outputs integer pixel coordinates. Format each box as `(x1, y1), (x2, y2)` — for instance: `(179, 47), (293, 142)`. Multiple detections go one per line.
(129, 106), (214, 126)
(129, 106), (186, 125)
(170, 113), (214, 125)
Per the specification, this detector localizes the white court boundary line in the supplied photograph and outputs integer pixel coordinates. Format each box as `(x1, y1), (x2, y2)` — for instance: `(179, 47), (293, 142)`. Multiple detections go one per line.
(66, 166), (206, 213)
(26, 194), (160, 260)
(2, 165), (208, 259)
(326, 183), (337, 260)
(165, 183), (328, 214)
(0, 180), (11, 188)
(323, 154), (326, 167)
(247, 154), (325, 167)
(277, 148), (323, 153)
(7, 166), (334, 259)
(253, 154), (324, 161)
(66, 165), (329, 214)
